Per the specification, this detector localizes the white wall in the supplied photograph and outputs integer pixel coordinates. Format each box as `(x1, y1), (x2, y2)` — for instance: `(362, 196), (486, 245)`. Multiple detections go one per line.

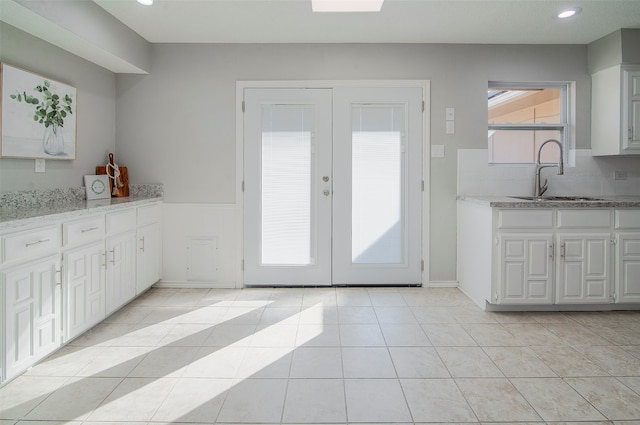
(4, 20), (639, 286)
(160, 203), (239, 288)
(0, 22), (116, 193)
(115, 43), (604, 284)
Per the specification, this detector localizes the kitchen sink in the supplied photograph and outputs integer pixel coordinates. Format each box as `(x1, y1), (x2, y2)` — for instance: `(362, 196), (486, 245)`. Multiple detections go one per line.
(510, 196), (605, 202)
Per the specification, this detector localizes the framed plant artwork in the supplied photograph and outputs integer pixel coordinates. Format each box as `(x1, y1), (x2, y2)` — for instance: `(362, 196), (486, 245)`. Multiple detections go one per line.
(0, 62), (77, 159)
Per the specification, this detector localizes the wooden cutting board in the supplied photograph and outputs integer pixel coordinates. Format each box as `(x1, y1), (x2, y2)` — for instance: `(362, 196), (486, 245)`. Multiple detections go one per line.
(96, 165), (129, 197)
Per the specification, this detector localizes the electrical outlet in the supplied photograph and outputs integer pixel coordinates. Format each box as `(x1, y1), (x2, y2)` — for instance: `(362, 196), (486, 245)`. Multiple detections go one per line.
(614, 170), (628, 180)
(35, 159), (45, 173)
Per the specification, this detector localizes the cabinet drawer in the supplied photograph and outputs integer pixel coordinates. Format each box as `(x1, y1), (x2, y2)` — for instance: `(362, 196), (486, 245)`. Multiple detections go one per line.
(498, 209), (553, 229)
(557, 209), (612, 229)
(106, 209), (136, 235)
(1, 225), (60, 264)
(63, 216), (105, 247)
(137, 203), (162, 226)
(615, 209), (640, 229)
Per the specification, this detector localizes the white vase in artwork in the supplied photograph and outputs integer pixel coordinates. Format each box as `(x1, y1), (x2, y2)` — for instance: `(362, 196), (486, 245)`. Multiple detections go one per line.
(43, 124), (65, 155)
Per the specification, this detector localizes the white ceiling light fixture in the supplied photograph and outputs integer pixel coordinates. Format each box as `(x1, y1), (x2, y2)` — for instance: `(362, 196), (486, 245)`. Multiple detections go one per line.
(312, 0), (384, 12)
(557, 7), (581, 18)
(137, 0), (154, 6)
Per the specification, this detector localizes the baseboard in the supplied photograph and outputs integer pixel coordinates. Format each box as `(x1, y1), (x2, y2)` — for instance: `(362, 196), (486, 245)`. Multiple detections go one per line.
(154, 280), (459, 289)
(485, 302), (640, 312)
(427, 280), (459, 288)
(153, 280), (239, 289)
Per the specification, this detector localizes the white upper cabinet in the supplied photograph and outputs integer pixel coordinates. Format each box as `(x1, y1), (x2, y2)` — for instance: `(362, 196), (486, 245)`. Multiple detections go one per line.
(592, 65), (640, 156)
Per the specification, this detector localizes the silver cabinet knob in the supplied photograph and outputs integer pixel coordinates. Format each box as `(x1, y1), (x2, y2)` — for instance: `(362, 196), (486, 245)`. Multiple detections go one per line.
(323, 190), (330, 196)
(322, 176), (330, 182)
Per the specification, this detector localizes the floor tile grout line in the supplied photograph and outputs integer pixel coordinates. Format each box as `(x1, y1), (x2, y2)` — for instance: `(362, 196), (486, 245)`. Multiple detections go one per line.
(560, 375), (615, 422)
(616, 375), (640, 397)
(12, 374), (77, 421)
(76, 375), (127, 423)
(145, 374), (181, 423)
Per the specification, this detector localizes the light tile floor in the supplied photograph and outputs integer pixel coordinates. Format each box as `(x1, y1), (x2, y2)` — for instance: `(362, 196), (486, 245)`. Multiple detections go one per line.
(1, 286), (640, 425)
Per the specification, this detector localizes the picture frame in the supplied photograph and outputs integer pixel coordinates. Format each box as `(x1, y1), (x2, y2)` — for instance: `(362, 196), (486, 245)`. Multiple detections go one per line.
(0, 62), (77, 160)
(84, 175), (111, 200)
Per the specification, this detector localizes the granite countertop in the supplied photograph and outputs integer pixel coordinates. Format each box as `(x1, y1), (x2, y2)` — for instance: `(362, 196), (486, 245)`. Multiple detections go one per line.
(458, 195), (640, 208)
(0, 184), (163, 231)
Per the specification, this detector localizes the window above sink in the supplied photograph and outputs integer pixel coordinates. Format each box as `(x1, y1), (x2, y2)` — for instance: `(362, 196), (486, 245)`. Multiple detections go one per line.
(488, 81), (575, 165)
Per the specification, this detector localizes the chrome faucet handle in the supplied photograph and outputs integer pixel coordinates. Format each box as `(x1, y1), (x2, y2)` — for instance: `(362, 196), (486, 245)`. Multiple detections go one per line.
(539, 179), (548, 196)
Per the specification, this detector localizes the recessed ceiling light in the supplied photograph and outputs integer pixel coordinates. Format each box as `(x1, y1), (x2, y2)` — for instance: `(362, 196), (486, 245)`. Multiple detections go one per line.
(312, 0), (384, 12)
(137, 0), (153, 5)
(557, 7), (581, 18)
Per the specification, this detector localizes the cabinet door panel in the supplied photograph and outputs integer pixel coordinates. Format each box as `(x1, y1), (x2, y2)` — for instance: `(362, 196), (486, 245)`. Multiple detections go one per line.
(624, 70), (640, 151)
(498, 234), (553, 304)
(106, 232), (136, 314)
(64, 242), (105, 340)
(561, 261), (583, 298)
(34, 262), (60, 358)
(12, 303), (33, 373)
(87, 248), (105, 322)
(137, 223), (162, 293)
(3, 256), (61, 380)
(557, 234), (610, 303)
(617, 233), (640, 302)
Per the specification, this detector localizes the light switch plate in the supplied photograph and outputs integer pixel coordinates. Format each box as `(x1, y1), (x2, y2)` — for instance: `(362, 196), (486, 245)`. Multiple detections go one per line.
(35, 159), (45, 173)
(445, 107), (455, 121)
(431, 145), (445, 157)
(446, 121), (455, 134)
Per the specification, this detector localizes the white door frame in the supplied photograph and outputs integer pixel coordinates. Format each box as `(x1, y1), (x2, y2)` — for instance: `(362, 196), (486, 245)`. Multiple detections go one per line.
(235, 80), (431, 288)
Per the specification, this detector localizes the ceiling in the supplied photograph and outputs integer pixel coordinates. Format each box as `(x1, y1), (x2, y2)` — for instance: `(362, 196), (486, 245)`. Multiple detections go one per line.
(93, 0), (640, 45)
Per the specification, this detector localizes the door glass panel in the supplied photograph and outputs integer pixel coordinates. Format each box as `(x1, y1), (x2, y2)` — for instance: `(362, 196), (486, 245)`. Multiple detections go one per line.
(351, 104), (404, 264)
(261, 105), (315, 265)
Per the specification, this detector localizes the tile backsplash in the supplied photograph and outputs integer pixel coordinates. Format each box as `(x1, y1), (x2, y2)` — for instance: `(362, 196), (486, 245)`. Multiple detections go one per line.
(457, 149), (640, 197)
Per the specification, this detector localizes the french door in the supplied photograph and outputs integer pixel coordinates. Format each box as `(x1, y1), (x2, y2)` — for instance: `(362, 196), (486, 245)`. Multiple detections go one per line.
(243, 86), (423, 286)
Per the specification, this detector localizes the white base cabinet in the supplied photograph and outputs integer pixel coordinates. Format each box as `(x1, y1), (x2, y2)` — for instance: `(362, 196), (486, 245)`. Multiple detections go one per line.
(615, 232), (640, 302)
(62, 215), (106, 341)
(556, 233), (611, 304)
(105, 231), (137, 314)
(64, 242), (105, 340)
(3, 255), (61, 380)
(136, 203), (162, 293)
(1, 199), (162, 385)
(614, 209), (640, 303)
(458, 202), (640, 309)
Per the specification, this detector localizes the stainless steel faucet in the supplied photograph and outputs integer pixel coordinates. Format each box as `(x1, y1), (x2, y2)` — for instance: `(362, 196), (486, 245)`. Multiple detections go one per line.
(534, 139), (564, 197)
